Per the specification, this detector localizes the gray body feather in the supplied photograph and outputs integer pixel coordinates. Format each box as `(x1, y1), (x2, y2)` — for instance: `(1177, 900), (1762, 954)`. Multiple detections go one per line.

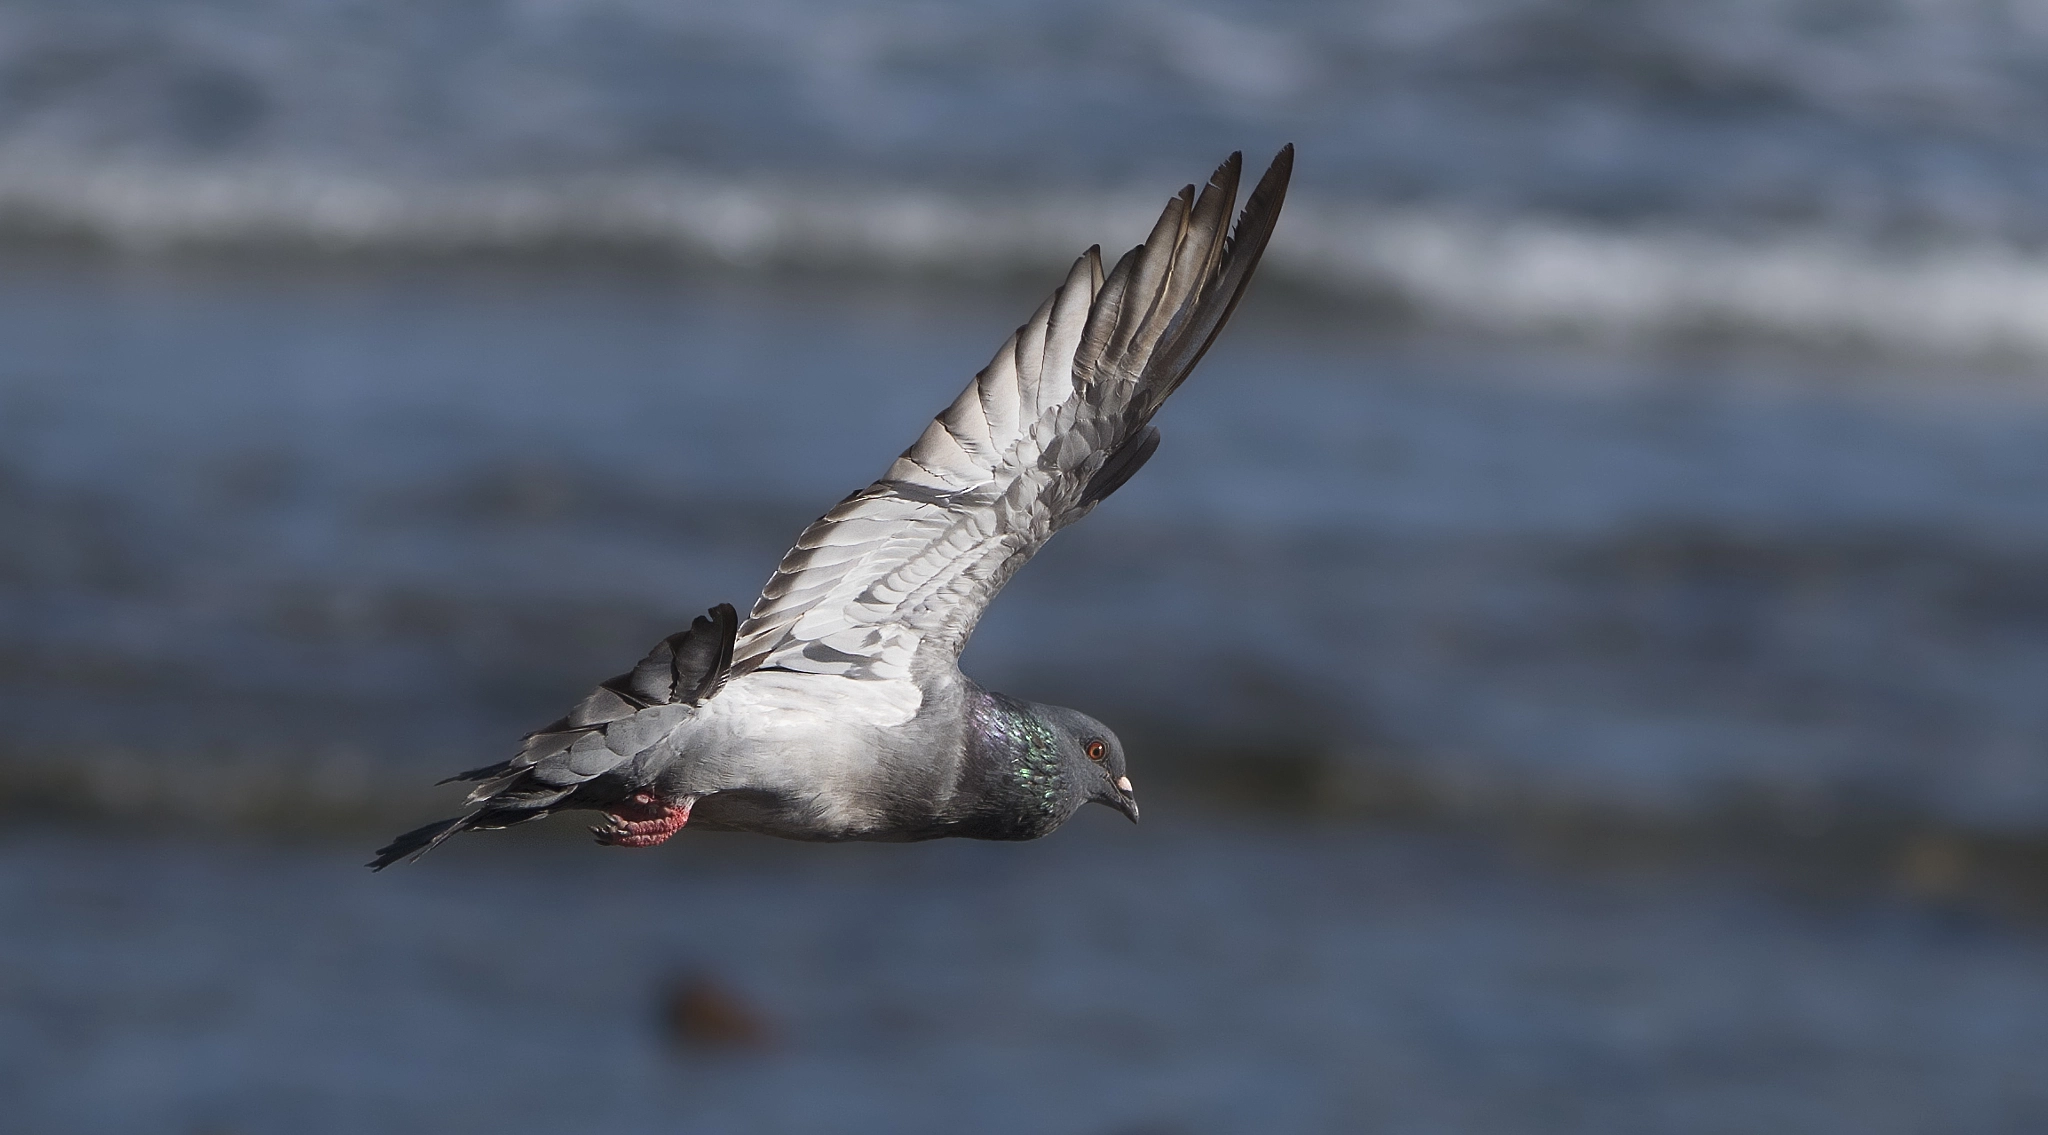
(372, 147), (1291, 869)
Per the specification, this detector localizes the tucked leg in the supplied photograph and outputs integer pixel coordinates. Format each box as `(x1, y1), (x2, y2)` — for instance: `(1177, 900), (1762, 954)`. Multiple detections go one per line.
(594, 793), (695, 848)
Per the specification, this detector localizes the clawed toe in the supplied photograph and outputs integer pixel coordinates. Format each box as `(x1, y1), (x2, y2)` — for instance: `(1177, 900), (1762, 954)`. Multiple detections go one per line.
(593, 795), (695, 848)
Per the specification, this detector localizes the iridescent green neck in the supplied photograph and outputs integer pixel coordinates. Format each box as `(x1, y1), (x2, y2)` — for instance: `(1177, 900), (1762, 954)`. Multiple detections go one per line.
(967, 690), (1067, 826)
(1004, 706), (1064, 820)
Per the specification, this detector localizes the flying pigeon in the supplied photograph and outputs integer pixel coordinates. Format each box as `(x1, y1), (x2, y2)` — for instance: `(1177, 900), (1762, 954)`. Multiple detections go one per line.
(371, 146), (1292, 869)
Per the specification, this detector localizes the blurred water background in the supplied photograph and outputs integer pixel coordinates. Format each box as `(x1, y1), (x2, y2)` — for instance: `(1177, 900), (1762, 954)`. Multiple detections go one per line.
(4, 2), (2048, 1132)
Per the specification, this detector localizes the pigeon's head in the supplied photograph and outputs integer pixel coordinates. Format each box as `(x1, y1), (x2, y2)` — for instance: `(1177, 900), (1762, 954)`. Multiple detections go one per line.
(1036, 705), (1140, 825)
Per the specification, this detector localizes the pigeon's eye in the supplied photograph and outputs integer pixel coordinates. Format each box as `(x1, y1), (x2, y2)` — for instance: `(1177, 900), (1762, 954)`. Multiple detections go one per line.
(1086, 740), (1107, 761)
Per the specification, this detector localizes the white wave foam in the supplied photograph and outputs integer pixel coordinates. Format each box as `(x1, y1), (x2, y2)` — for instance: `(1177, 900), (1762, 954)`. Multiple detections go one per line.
(1288, 206), (2048, 358)
(6, 155), (2048, 357)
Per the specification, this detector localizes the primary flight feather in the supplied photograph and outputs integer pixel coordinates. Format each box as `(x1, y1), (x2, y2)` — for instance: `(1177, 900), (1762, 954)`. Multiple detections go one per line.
(372, 146), (1292, 869)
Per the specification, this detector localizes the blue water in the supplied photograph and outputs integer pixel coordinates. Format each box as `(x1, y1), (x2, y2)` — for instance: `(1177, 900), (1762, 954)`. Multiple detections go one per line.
(9, 0), (2048, 233)
(3, 258), (2046, 832)
(6, 823), (2046, 1135)
(14, 2), (2048, 349)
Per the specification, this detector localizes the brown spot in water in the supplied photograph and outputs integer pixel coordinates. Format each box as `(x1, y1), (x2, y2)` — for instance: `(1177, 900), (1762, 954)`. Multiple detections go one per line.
(1898, 833), (1973, 899)
(662, 974), (774, 1049)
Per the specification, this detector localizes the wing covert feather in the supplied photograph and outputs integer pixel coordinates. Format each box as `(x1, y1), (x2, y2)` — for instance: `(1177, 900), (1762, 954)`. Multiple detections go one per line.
(732, 147), (1293, 680)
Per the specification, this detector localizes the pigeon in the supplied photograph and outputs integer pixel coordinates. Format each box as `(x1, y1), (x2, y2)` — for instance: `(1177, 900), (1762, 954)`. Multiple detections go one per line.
(370, 146), (1292, 869)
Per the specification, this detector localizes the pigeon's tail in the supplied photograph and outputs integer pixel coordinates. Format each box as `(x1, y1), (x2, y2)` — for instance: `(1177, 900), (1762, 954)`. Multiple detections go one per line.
(365, 804), (556, 870)
(367, 814), (475, 870)
(369, 603), (739, 870)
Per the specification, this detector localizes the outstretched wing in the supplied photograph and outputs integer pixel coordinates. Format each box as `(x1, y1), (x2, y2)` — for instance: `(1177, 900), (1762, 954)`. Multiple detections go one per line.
(732, 146), (1293, 682)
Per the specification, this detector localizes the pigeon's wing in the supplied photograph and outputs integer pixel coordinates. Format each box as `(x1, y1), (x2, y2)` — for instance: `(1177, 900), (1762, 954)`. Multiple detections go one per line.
(731, 147), (1292, 682)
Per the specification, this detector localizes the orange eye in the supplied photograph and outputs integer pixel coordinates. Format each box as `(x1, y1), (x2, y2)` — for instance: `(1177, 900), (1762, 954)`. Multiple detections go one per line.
(1086, 740), (1107, 761)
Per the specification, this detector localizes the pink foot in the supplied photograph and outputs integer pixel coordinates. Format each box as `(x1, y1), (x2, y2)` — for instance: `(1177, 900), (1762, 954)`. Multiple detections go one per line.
(594, 793), (694, 848)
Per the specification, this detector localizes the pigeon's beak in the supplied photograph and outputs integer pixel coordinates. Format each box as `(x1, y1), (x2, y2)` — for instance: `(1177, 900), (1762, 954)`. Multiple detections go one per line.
(1108, 775), (1140, 824)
